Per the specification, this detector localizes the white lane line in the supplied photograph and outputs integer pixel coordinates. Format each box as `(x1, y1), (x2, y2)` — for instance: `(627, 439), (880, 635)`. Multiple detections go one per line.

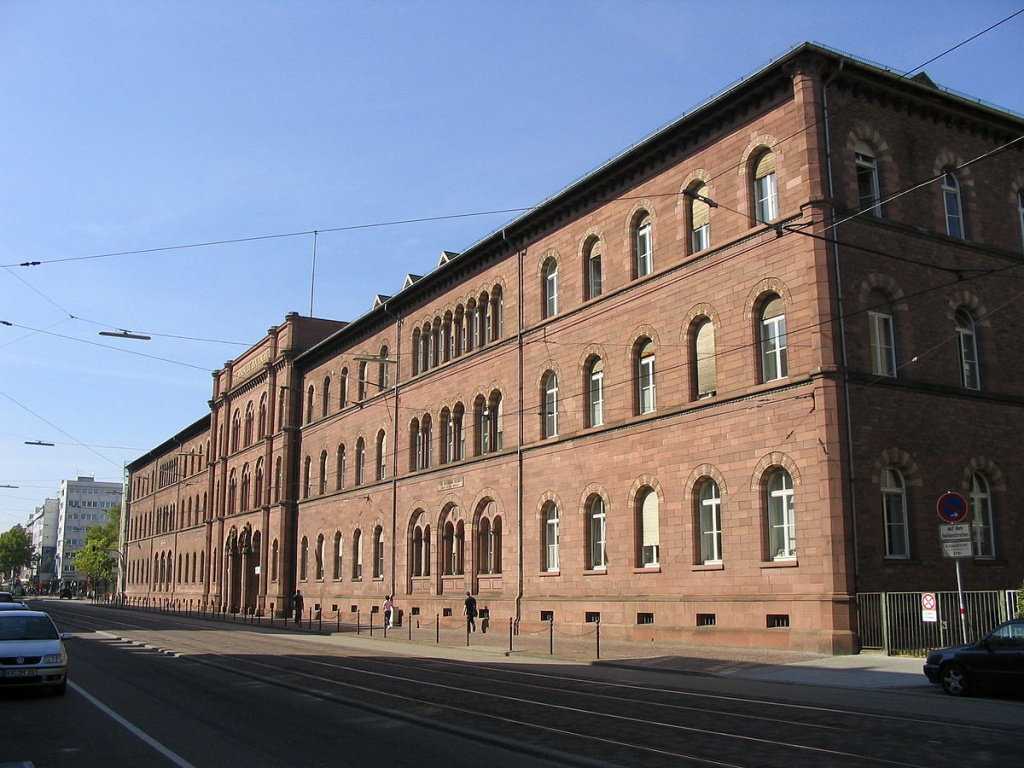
(69, 682), (197, 768)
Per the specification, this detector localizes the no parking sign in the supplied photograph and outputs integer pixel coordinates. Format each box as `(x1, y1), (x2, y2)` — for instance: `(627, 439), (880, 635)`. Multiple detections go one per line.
(921, 592), (938, 623)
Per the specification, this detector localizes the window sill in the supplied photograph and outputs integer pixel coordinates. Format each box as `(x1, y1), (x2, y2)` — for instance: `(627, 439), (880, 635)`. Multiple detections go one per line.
(539, 570), (560, 577)
(633, 566), (661, 574)
(583, 568), (607, 576)
(760, 559), (798, 569)
(692, 562), (724, 571)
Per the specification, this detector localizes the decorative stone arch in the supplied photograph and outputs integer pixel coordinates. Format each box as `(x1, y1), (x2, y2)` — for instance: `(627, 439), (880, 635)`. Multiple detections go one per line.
(946, 291), (991, 327)
(536, 247), (561, 278)
(749, 451), (802, 492)
(577, 342), (610, 379)
(684, 463), (729, 502)
(437, 496), (465, 527)
(628, 473), (665, 506)
(438, 394), (468, 413)
(743, 277), (793, 321)
(535, 490), (564, 523)
(624, 324), (662, 368)
(845, 124), (893, 161)
(857, 273), (909, 312)
(534, 360), (564, 390)
(471, 488), (506, 525)
(577, 226), (606, 260)
(959, 457), (1007, 493)
(870, 449), (923, 487)
(622, 198), (658, 240)
(738, 133), (782, 176)
(681, 302), (722, 339)
(578, 482), (611, 518)
(405, 503), (434, 537)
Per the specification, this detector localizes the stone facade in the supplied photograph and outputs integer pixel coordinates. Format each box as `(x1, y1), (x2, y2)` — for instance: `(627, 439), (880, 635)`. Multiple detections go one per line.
(124, 44), (1024, 654)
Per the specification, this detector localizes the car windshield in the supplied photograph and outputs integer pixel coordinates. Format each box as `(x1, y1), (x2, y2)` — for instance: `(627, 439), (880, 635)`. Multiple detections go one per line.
(0, 616), (59, 641)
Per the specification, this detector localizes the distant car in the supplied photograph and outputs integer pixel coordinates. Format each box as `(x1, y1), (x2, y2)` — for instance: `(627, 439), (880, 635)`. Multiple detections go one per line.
(923, 618), (1024, 696)
(0, 610), (68, 696)
(0, 592), (15, 603)
(59, 588), (72, 599)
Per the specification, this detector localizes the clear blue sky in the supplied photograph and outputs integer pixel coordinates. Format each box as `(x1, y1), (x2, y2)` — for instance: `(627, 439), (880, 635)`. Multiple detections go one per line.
(1, 1), (1022, 527)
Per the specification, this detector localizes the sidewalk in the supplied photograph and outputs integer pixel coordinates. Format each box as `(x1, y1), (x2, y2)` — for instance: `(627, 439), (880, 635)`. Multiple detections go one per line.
(302, 622), (931, 692)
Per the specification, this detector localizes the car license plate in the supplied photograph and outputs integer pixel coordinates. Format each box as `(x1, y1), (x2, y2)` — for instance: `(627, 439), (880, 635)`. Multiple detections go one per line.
(4, 668), (38, 677)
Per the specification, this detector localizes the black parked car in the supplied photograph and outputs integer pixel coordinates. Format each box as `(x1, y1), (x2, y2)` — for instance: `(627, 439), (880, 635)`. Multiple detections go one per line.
(923, 618), (1024, 696)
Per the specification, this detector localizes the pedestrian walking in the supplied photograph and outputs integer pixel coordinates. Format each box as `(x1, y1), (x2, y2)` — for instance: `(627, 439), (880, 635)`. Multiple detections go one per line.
(293, 590), (304, 625)
(382, 595), (393, 628)
(464, 591), (477, 632)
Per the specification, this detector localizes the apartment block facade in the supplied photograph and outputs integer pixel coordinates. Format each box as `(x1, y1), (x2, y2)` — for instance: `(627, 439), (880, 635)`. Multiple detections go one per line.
(124, 44), (1024, 654)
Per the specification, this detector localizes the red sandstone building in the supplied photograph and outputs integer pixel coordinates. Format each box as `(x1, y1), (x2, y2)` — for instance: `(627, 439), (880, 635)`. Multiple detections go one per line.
(124, 44), (1024, 654)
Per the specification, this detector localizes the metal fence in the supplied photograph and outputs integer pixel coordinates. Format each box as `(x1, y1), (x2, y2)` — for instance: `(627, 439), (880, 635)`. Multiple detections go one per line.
(857, 590), (1019, 655)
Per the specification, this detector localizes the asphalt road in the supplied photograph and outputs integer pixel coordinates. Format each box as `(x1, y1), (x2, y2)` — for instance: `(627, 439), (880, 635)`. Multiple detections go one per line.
(4, 601), (1021, 768)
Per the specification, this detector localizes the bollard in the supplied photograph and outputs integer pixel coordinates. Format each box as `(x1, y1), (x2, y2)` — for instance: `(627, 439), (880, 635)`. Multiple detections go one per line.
(595, 616), (601, 660)
(549, 617), (554, 655)
(436, 614), (440, 644)
(509, 617), (513, 653)
(357, 610), (361, 635)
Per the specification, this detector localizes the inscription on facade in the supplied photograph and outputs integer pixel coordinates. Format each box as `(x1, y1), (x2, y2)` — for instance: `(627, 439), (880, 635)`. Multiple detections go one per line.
(437, 477), (464, 492)
(234, 350), (271, 383)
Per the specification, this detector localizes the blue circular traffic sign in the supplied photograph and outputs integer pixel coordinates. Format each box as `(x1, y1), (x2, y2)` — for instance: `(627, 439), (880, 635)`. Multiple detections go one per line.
(936, 492), (969, 523)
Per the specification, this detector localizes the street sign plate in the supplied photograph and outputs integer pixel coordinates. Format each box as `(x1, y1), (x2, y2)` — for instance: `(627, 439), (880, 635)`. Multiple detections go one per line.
(939, 524), (971, 541)
(936, 492), (969, 523)
(942, 540), (973, 559)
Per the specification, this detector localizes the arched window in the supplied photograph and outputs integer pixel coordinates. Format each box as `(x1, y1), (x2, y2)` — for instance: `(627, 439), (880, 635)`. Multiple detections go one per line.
(302, 456), (312, 499)
(352, 529), (363, 579)
(244, 402), (254, 447)
(254, 459), (264, 508)
(868, 290), (896, 378)
(376, 430), (387, 481)
(881, 467), (908, 558)
(693, 318), (717, 399)
(698, 479), (722, 564)
(322, 376), (331, 417)
(299, 536), (309, 580)
(333, 532), (343, 579)
(355, 438), (365, 485)
(689, 184), (711, 252)
(231, 409), (241, 452)
(542, 371), (558, 438)
(543, 258), (559, 318)
(636, 339), (656, 415)
(637, 489), (659, 567)
(955, 309), (980, 390)
(257, 394), (268, 439)
(315, 534), (325, 580)
(970, 473), (995, 558)
(442, 517), (464, 575)
(490, 286), (504, 340)
(634, 212), (653, 277)
(306, 385), (315, 424)
(587, 496), (607, 570)
(357, 362), (368, 400)
(411, 520), (430, 578)
(271, 540), (279, 581)
(587, 357), (604, 427)
(477, 503), (501, 575)
(941, 170), (964, 238)
(318, 450), (329, 495)
(584, 238), (602, 299)
(543, 502), (560, 571)
(855, 143), (881, 215)
(753, 150), (778, 224)
(767, 469), (796, 560)
(336, 444), (346, 490)
(760, 295), (788, 382)
(372, 525), (385, 579)
(379, 345), (390, 389)
(339, 368), (349, 407)
(273, 457), (282, 503)
(240, 464), (251, 511)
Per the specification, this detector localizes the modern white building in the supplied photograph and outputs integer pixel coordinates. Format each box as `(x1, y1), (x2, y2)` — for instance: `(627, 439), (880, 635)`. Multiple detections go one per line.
(25, 498), (59, 590)
(54, 476), (123, 590)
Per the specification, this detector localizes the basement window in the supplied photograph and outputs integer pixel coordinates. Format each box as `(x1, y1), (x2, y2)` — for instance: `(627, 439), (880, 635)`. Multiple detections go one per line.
(767, 614), (790, 628)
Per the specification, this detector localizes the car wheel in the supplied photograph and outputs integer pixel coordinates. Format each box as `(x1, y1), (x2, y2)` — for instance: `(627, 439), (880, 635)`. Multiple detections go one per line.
(51, 679), (67, 696)
(940, 663), (970, 696)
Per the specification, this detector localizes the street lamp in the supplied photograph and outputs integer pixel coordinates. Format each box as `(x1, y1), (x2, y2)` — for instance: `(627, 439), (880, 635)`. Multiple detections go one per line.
(99, 330), (151, 340)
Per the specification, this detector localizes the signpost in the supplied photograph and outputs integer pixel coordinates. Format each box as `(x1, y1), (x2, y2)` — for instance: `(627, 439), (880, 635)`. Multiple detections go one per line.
(921, 592), (938, 623)
(936, 492), (971, 644)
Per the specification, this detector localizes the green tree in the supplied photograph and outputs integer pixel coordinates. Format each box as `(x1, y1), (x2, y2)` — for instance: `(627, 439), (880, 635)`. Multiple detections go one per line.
(0, 525), (36, 586)
(72, 506), (121, 593)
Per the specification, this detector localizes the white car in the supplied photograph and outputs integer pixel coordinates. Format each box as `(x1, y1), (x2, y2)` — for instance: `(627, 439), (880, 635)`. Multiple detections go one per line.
(0, 610), (69, 696)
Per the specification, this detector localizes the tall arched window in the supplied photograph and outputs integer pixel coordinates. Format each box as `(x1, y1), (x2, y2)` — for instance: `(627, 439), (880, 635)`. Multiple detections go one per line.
(634, 212), (653, 277)
(587, 496), (607, 570)
(970, 473), (995, 558)
(543, 502), (560, 572)
(302, 456), (312, 499)
(955, 309), (980, 390)
(355, 438), (365, 485)
(244, 402), (254, 447)
(477, 503), (501, 575)
(376, 430), (387, 481)
(855, 144), (881, 215)
(753, 150), (778, 224)
(767, 469), (796, 560)
(881, 467), (908, 558)
(587, 357), (604, 427)
(941, 170), (964, 238)
(760, 295), (788, 382)
(322, 376), (331, 417)
(584, 237), (602, 299)
(336, 444), (346, 490)
(698, 479), (722, 564)
(315, 534), (325, 580)
(542, 371), (558, 438)
(333, 532), (343, 579)
(352, 529), (363, 579)
(257, 394), (268, 439)
(318, 450), (329, 495)
(373, 526), (385, 579)
(543, 258), (559, 318)
(689, 184), (711, 252)
(240, 464), (251, 511)
(868, 290), (896, 378)
(637, 489), (659, 567)
(693, 318), (717, 399)
(299, 536), (309, 580)
(636, 339), (656, 415)
(306, 385), (315, 424)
